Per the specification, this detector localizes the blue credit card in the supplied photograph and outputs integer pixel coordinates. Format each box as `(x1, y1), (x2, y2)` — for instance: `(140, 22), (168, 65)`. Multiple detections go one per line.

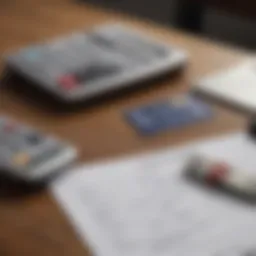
(124, 95), (213, 135)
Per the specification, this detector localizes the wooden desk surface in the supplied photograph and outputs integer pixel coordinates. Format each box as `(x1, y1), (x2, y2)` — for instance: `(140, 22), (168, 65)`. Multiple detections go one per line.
(0, 0), (249, 255)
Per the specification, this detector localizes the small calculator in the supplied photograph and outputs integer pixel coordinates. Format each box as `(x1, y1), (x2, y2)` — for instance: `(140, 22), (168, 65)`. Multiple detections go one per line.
(0, 116), (77, 183)
(5, 24), (187, 103)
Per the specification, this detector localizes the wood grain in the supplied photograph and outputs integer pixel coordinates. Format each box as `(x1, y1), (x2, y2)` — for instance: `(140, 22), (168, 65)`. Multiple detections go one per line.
(0, 0), (249, 255)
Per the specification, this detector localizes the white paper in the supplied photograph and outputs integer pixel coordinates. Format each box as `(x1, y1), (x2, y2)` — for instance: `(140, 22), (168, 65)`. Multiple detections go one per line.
(51, 133), (256, 256)
(195, 61), (256, 114)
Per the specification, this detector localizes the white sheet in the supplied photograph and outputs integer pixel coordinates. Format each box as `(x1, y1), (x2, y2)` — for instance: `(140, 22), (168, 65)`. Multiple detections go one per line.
(194, 61), (256, 114)
(51, 133), (256, 256)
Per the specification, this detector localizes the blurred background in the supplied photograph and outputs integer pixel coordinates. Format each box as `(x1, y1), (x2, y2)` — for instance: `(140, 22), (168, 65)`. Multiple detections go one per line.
(0, 1), (255, 255)
(81, 0), (256, 49)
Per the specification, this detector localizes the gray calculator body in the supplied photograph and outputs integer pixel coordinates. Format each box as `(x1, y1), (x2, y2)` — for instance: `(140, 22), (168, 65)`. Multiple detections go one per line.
(0, 116), (77, 182)
(6, 24), (188, 103)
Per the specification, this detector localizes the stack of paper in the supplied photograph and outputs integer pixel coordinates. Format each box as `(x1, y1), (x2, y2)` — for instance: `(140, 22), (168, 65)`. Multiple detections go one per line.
(194, 60), (256, 114)
(51, 133), (256, 256)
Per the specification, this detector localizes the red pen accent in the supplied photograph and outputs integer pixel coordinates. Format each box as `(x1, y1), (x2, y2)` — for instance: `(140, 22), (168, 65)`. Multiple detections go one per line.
(206, 163), (230, 185)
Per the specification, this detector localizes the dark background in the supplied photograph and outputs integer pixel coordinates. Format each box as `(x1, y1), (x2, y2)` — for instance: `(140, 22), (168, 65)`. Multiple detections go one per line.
(81, 0), (256, 49)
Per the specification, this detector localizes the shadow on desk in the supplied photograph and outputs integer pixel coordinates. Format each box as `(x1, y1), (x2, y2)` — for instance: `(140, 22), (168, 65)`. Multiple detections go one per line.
(1, 67), (185, 114)
(0, 173), (45, 200)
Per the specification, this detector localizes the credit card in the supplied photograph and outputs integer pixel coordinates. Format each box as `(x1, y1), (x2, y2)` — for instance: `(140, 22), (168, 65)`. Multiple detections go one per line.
(124, 94), (213, 135)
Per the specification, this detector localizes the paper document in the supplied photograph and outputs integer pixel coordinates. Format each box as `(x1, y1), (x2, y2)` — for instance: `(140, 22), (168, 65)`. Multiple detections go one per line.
(51, 133), (256, 256)
(194, 60), (256, 114)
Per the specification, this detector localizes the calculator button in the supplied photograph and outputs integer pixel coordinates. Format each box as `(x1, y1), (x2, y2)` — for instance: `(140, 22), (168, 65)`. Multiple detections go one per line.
(25, 50), (41, 62)
(3, 122), (16, 133)
(21, 47), (43, 62)
(26, 134), (43, 145)
(58, 75), (78, 90)
(75, 64), (120, 83)
(12, 153), (31, 167)
(30, 146), (62, 167)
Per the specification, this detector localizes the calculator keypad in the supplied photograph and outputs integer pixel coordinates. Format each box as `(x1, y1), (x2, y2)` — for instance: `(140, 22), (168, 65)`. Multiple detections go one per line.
(74, 64), (121, 83)
(0, 117), (62, 173)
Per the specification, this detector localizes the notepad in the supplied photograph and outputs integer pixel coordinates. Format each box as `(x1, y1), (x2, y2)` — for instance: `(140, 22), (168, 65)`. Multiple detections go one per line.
(194, 60), (256, 114)
(51, 133), (256, 256)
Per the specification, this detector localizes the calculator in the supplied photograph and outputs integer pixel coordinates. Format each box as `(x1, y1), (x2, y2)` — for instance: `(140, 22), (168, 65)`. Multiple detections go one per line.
(0, 116), (77, 183)
(5, 24), (188, 103)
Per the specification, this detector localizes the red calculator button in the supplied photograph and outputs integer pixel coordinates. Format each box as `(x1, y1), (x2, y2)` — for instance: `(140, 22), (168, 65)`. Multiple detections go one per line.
(58, 75), (78, 90)
(3, 122), (16, 133)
